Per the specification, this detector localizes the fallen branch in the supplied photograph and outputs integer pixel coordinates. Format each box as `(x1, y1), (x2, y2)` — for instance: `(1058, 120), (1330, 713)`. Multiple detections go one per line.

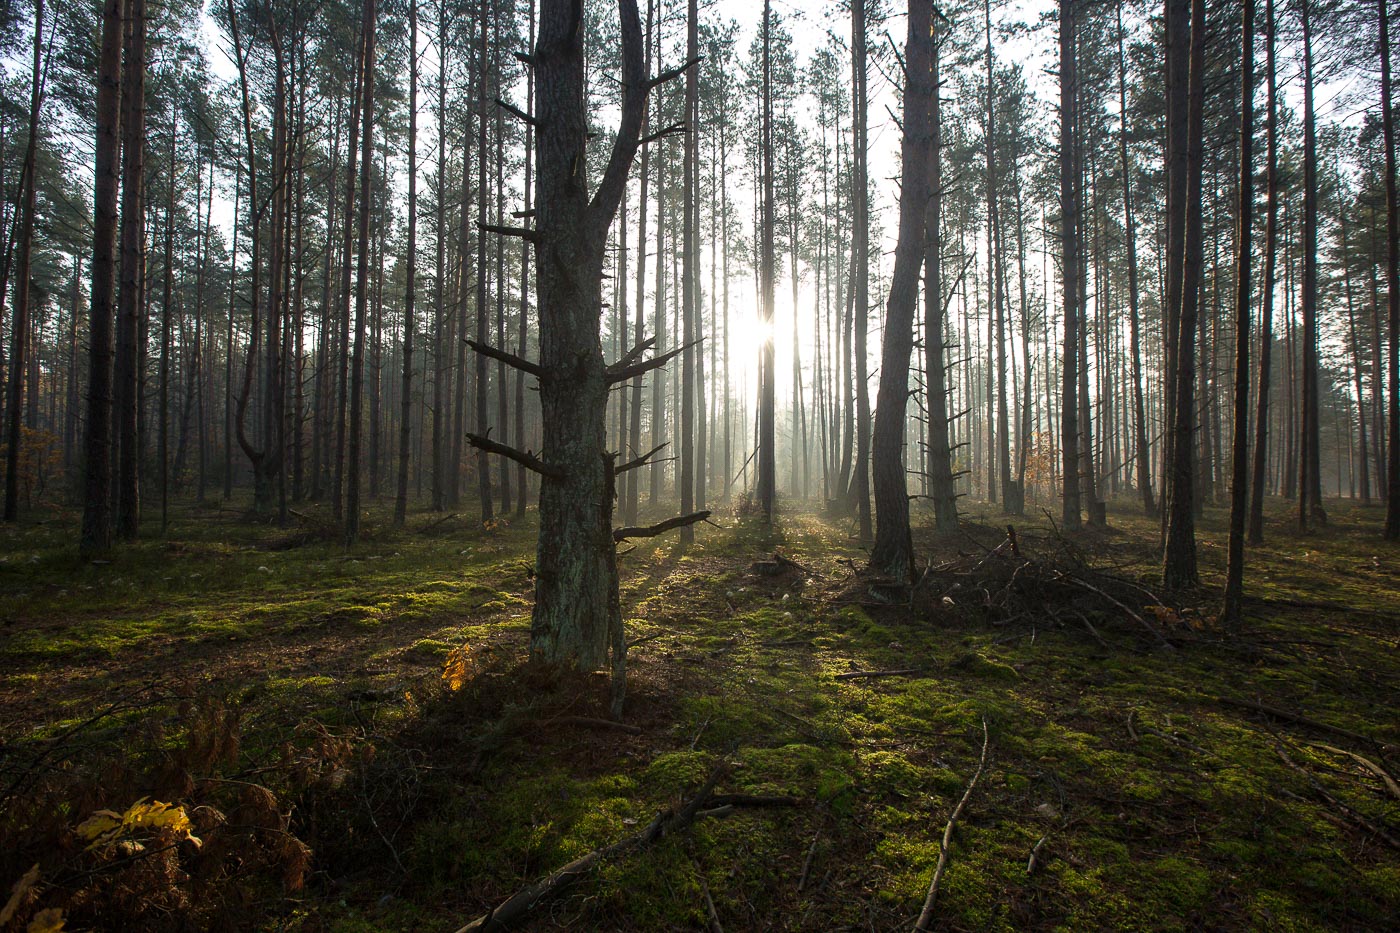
(797, 829), (821, 892)
(1061, 571), (1173, 650)
(914, 718), (991, 932)
(1274, 743), (1400, 851)
(1311, 744), (1400, 801)
(1215, 697), (1395, 751)
(834, 668), (923, 681)
(700, 875), (723, 933)
(545, 716), (642, 735)
(1026, 833), (1049, 875)
(613, 510), (711, 542)
(453, 764), (727, 933)
(416, 512), (460, 536)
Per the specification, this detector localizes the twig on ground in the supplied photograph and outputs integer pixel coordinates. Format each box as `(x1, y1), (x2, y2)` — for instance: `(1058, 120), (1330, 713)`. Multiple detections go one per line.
(1026, 834), (1050, 875)
(1273, 743), (1400, 850)
(452, 763), (728, 933)
(1216, 697), (1394, 751)
(834, 668), (923, 681)
(700, 875), (723, 932)
(797, 828), (821, 892)
(914, 718), (992, 931)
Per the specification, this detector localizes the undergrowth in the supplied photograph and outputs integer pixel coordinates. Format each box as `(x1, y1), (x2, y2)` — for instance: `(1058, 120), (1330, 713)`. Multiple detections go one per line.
(0, 496), (1396, 931)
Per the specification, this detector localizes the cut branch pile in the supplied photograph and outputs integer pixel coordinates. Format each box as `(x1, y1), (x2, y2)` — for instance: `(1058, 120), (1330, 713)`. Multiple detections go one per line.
(906, 526), (1176, 649)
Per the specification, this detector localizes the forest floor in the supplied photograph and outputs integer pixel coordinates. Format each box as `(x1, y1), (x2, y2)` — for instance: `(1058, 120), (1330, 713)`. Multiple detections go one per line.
(1, 496), (1397, 932)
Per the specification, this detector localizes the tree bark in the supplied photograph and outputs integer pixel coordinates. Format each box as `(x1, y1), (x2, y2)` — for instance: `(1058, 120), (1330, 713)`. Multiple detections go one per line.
(1382, 0), (1400, 539)
(1223, 0), (1255, 625)
(1059, 0), (1082, 532)
(527, 0), (647, 668)
(1249, 0), (1278, 545)
(345, 0), (377, 545)
(3, 0), (42, 522)
(1163, 0), (1204, 589)
(870, 0), (934, 582)
(395, 0), (418, 527)
(115, 0), (146, 539)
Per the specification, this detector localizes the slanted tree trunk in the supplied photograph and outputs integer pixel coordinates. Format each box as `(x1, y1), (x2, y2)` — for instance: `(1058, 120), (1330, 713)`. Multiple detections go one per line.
(870, 0), (934, 582)
(1223, 0), (1255, 625)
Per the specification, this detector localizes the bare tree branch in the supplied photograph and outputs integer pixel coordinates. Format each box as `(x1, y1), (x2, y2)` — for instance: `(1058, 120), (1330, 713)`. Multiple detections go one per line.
(479, 222), (539, 243)
(465, 339), (544, 379)
(606, 339), (702, 385)
(466, 432), (564, 479)
(614, 442), (668, 475)
(495, 97), (536, 126)
(648, 55), (703, 90)
(613, 510), (711, 542)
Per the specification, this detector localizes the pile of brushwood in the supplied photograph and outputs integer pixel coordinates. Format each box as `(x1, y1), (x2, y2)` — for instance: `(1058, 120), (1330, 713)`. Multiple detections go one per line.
(886, 526), (1183, 651)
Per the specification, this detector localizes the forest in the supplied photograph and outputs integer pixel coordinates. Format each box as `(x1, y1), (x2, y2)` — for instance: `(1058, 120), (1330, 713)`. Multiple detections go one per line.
(0, 0), (1397, 928)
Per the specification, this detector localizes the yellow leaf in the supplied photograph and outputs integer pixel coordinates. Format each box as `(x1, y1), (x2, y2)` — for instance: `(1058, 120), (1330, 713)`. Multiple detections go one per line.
(27, 907), (65, 933)
(76, 798), (195, 851)
(0, 864), (40, 926)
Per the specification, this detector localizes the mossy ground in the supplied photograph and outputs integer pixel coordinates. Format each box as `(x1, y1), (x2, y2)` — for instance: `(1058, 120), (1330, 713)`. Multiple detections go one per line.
(1, 495), (1396, 931)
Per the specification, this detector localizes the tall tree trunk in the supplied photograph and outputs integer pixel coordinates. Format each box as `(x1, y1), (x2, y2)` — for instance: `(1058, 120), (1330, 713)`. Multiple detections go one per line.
(395, 0), (418, 527)
(522, 0), (648, 669)
(679, 0), (698, 542)
(1298, 0), (1326, 530)
(345, 0), (377, 545)
(850, 0), (871, 539)
(1117, 0), (1156, 517)
(924, 23), (957, 535)
(517, 0), (536, 518)
(624, 0), (650, 526)
(1163, 0), (1204, 588)
(160, 119), (175, 533)
(432, 0), (449, 511)
(1382, 0), (1400, 539)
(3, 0), (42, 522)
(1059, 0), (1082, 531)
(758, 0), (776, 520)
(870, 0), (933, 581)
(1249, 0), (1278, 544)
(1223, 0), (1255, 624)
(475, 0), (494, 523)
(115, 0), (146, 539)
